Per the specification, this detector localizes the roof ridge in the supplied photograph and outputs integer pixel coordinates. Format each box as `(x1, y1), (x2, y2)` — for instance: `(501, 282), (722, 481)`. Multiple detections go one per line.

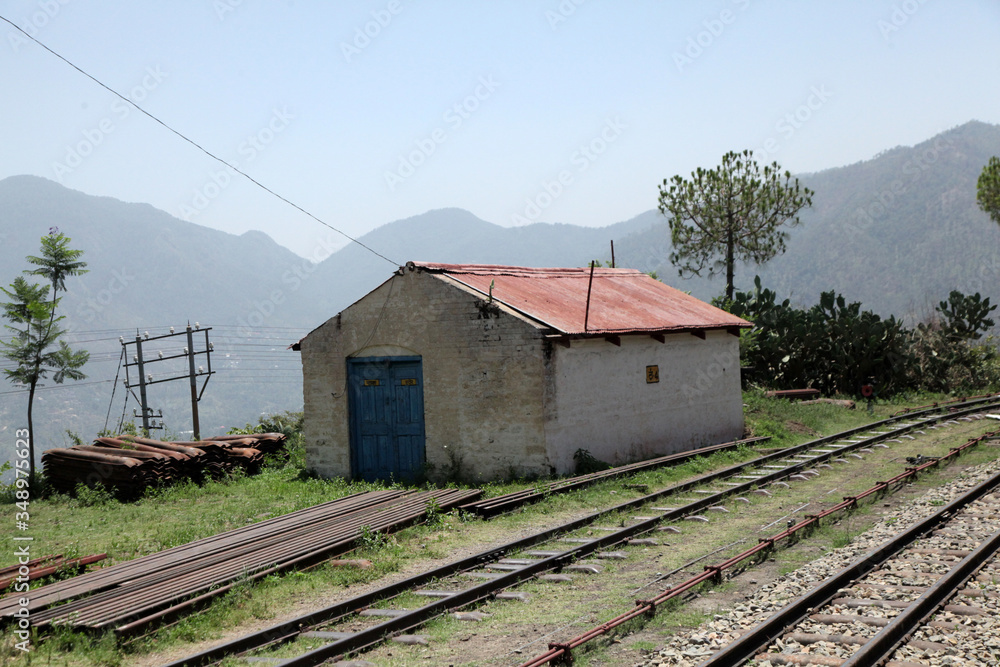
(408, 261), (644, 277)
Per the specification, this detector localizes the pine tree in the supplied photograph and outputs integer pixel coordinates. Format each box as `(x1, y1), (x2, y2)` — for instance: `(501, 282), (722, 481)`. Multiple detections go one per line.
(658, 150), (813, 301)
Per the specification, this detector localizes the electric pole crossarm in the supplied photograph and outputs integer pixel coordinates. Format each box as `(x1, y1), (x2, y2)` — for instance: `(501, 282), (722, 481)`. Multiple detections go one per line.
(117, 325), (214, 439)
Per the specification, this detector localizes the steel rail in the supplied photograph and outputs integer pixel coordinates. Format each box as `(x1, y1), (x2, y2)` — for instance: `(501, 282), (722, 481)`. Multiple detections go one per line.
(30, 490), (479, 630)
(840, 526), (1000, 667)
(517, 425), (1000, 667)
(461, 436), (771, 517)
(168, 399), (1000, 667)
(698, 464), (1000, 667)
(126, 496), (466, 627)
(288, 422), (1000, 667)
(473, 393), (998, 519)
(890, 392), (997, 417)
(0, 490), (406, 615)
(106, 490), (479, 631)
(2, 489), (477, 635)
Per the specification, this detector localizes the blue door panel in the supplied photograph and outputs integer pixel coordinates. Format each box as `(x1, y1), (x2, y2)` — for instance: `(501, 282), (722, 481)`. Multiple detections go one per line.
(347, 357), (426, 482)
(358, 434), (384, 478)
(397, 434), (422, 475)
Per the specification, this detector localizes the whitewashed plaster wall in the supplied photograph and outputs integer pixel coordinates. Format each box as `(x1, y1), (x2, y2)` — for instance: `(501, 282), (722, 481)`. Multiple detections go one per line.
(542, 329), (744, 474)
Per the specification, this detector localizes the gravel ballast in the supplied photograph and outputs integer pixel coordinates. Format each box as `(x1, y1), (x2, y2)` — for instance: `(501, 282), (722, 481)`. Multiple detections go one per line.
(640, 456), (1000, 667)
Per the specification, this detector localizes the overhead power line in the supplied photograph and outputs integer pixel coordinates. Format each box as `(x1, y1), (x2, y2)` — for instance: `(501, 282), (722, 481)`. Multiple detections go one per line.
(0, 379), (114, 396)
(0, 14), (400, 269)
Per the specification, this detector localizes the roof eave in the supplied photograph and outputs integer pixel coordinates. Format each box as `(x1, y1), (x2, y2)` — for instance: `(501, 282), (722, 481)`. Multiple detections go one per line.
(544, 324), (749, 342)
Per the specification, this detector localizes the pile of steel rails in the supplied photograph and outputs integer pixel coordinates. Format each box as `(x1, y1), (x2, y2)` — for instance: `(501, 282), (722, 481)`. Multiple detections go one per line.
(42, 433), (287, 496)
(0, 553), (107, 592)
(0, 488), (480, 634)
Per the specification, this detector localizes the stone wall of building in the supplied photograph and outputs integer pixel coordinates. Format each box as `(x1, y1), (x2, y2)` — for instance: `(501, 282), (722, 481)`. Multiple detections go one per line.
(300, 267), (552, 481)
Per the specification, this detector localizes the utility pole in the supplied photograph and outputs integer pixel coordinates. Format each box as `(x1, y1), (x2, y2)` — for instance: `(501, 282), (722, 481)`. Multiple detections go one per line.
(186, 324), (201, 440)
(134, 334), (151, 432)
(121, 324), (214, 438)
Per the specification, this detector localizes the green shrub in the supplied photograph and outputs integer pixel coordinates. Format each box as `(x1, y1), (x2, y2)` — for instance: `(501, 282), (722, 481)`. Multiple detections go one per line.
(727, 278), (998, 396)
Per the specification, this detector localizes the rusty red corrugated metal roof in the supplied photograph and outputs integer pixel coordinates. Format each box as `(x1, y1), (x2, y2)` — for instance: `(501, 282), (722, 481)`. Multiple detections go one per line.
(411, 261), (750, 336)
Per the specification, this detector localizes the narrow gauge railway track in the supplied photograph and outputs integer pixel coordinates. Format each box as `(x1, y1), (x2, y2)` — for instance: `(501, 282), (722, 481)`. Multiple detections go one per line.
(699, 465), (1000, 667)
(460, 435), (769, 518)
(517, 427), (1000, 667)
(164, 397), (1000, 667)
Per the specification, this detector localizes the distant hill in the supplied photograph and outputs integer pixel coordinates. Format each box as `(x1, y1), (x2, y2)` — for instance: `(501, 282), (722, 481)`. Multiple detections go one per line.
(296, 208), (659, 318)
(0, 175), (320, 328)
(2, 120), (999, 469)
(613, 121), (1000, 319)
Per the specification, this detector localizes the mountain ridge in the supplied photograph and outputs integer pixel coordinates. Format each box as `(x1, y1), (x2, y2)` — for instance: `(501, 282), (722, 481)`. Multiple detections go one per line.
(1, 120), (999, 461)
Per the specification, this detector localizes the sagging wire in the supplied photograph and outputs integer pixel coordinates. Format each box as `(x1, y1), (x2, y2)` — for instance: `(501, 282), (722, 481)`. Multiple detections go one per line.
(102, 346), (125, 433)
(0, 14), (400, 269)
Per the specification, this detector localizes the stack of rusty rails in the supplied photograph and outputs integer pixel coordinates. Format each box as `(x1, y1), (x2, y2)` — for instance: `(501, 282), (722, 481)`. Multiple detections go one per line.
(92, 438), (188, 483)
(42, 447), (163, 497)
(43, 434), (285, 495)
(460, 435), (770, 518)
(0, 488), (480, 635)
(115, 436), (208, 478)
(764, 388), (821, 400)
(171, 439), (250, 477)
(0, 553), (107, 593)
(204, 432), (288, 459)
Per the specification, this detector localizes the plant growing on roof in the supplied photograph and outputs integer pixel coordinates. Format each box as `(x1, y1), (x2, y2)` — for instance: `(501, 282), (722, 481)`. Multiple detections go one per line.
(657, 150), (813, 301)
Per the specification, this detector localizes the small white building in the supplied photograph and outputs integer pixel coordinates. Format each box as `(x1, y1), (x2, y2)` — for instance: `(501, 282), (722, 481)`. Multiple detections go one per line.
(294, 262), (750, 482)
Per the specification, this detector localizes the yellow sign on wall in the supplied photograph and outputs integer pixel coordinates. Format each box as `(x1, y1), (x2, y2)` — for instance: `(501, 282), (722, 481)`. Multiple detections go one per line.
(646, 365), (659, 383)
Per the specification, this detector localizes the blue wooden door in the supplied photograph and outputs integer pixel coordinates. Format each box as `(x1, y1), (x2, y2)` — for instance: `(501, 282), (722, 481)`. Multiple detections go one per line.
(347, 356), (425, 482)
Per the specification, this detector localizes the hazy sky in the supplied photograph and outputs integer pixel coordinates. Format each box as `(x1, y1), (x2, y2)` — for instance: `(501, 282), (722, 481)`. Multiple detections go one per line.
(2, 1), (998, 260)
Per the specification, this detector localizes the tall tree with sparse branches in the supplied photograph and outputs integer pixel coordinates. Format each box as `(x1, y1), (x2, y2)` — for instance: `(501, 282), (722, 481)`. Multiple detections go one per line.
(977, 156), (1000, 225)
(1, 230), (89, 485)
(658, 150), (814, 302)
